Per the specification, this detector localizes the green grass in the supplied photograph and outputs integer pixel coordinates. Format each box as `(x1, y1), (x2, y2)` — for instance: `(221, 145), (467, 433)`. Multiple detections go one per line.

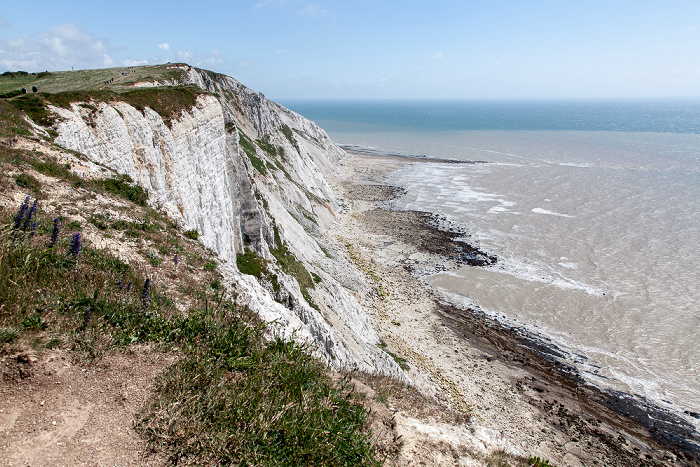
(280, 124), (295, 146)
(1, 66), (207, 129)
(239, 132), (267, 175)
(269, 224), (318, 309)
(14, 172), (42, 193)
(377, 341), (409, 371)
(184, 229), (199, 240)
(136, 310), (378, 466)
(0, 201), (379, 465)
(0, 64), (185, 95)
(10, 94), (58, 126)
(95, 174), (149, 206)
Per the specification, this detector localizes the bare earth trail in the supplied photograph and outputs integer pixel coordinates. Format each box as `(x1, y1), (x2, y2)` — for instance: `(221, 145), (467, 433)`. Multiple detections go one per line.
(0, 345), (170, 466)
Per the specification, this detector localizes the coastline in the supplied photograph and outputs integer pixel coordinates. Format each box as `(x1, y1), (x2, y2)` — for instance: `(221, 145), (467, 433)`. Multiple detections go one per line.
(332, 148), (699, 466)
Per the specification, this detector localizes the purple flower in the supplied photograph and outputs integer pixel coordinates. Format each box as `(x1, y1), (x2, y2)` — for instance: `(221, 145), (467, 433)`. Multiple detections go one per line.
(125, 281), (132, 292)
(49, 218), (60, 247)
(174, 254), (178, 266)
(22, 199), (38, 232)
(70, 232), (82, 258)
(29, 221), (37, 239)
(116, 280), (123, 290)
(141, 278), (151, 310)
(13, 196), (30, 230)
(83, 306), (91, 328)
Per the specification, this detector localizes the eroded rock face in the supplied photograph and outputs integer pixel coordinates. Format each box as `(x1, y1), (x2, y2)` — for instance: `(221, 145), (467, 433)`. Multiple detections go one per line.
(51, 66), (406, 381)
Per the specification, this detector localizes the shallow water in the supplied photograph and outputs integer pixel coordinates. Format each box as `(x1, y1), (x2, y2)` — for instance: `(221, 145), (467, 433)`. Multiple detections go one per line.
(282, 100), (700, 421)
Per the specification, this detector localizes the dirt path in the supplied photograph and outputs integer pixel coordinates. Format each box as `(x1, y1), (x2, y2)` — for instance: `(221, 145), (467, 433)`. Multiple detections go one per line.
(0, 345), (171, 466)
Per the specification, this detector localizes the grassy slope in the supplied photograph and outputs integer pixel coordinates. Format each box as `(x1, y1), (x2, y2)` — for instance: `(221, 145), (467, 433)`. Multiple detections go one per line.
(0, 88), (381, 465)
(0, 64), (188, 94)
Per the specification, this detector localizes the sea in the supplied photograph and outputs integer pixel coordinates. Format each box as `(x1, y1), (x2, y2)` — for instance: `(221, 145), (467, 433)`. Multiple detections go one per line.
(281, 99), (700, 426)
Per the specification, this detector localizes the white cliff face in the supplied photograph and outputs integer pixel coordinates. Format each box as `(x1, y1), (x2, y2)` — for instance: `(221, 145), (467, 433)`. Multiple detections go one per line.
(53, 95), (243, 261)
(51, 67), (406, 381)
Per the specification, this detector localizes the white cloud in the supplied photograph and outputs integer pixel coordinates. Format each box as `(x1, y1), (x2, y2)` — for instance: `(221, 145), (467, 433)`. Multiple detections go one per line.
(298, 3), (330, 18)
(0, 23), (112, 71)
(431, 52), (444, 60)
(124, 58), (148, 66)
(173, 49), (225, 68)
(378, 78), (388, 83)
(669, 68), (685, 75)
(494, 59), (503, 66)
(196, 50), (223, 67)
(176, 50), (193, 62)
(157, 43), (170, 51)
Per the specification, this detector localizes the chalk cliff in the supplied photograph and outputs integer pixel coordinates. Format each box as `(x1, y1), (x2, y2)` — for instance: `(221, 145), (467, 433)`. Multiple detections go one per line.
(50, 65), (404, 379)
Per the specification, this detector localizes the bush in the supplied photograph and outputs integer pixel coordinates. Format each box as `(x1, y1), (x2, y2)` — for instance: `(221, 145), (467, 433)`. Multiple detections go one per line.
(96, 175), (148, 206)
(14, 172), (41, 192)
(184, 229), (199, 240)
(10, 94), (56, 126)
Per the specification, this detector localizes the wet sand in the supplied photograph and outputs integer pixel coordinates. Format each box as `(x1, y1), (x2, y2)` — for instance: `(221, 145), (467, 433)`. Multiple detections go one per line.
(332, 149), (699, 466)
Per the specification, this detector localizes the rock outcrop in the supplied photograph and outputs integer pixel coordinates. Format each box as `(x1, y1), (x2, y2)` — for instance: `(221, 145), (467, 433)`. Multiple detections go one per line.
(51, 65), (405, 380)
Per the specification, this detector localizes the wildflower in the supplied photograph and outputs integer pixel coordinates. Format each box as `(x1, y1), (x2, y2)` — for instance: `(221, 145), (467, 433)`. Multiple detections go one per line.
(116, 280), (123, 290)
(141, 278), (151, 310)
(70, 232), (82, 258)
(13, 196), (30, 230)
(49, 217), (60, 247)
(125, 281), (132, 292)
(174, 254), (178, 266)
(83, 306), (91, 328)
(22, 199), (38, 232)
(29, 221), (37, 239)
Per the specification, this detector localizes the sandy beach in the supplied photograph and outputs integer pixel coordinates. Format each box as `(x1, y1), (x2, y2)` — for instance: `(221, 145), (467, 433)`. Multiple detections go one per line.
(330, 149), (699, 466)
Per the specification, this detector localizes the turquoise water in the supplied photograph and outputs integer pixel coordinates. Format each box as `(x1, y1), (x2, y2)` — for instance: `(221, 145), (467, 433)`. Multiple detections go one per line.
(283, 99), (700, 423)
(282, 99), (700, 134)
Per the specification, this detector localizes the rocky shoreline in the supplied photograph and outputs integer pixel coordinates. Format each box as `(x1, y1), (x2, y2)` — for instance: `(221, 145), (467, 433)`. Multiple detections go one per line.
(334, 149), (700, 466)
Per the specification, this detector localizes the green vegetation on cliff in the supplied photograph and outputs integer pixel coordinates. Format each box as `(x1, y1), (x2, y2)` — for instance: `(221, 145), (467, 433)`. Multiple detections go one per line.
(0, 99), (380, 465)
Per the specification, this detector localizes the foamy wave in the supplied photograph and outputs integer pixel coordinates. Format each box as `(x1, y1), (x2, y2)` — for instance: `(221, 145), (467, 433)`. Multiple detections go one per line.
(491, 259), (606, 296)
(531, 207), (573, 217)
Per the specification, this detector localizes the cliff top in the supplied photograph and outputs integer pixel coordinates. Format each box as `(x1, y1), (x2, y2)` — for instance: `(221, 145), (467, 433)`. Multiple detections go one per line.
(0, 63), (199, 94)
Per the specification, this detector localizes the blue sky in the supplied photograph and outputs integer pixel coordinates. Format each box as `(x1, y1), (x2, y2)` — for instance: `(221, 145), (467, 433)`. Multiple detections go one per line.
(1, 1), (699, 100)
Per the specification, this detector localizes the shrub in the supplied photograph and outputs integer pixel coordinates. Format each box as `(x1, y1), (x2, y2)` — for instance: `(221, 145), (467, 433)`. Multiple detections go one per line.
(96, 175), (148, 206)
(184, 229), (199, 240)
(529, 457), (556, 467)
(14, 173), (41, 192)
(0, 328), (20, 343)
(9, 94), (57, 126)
